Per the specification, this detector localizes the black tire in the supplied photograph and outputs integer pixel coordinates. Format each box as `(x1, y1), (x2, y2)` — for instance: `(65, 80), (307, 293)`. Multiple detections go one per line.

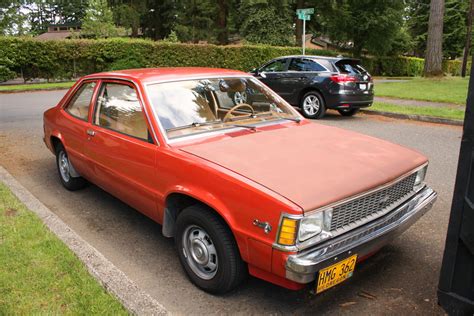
(55, 143), (87, 191)
(338, 108), (360, 117)
(300, 91), (326, 119)
(175, 204), (247, 294)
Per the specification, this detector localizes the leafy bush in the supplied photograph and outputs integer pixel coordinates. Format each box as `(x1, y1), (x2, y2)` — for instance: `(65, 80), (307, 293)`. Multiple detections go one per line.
(0, 37), (468, 80)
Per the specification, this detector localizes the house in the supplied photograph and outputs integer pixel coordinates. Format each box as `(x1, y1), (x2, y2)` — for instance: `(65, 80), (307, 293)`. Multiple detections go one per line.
(36, 23), (81, 40)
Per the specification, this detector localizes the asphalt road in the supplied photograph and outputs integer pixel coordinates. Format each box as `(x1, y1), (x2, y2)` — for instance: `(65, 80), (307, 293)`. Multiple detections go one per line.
(0, 90), (463, 315)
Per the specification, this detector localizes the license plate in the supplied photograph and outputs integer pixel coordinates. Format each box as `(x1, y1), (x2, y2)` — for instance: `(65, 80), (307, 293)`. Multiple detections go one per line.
(359, 83), (367, 90)
(316, 254), (357, 293)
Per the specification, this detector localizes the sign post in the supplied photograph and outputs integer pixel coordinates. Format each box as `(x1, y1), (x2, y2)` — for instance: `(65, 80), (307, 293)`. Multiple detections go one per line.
(296, 8), (314, 55)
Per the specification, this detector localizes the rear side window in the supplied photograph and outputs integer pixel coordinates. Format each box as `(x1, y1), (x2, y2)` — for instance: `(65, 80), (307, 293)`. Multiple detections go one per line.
(94, 82), (150, 141)
(65, 81), (96, 121)
(289, 58), (327, 72)
(260, 59), (287, 72)
(335, 60), (368, 75)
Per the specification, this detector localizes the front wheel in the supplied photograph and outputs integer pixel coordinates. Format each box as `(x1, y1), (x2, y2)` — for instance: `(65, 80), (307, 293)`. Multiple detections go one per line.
(175, 205), (247, 294)
(338, 108), (360, 117)
(300, 91), (326, 119)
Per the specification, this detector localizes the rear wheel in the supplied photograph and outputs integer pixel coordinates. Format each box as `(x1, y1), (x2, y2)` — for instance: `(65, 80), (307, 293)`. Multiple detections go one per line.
(55, 143), (87, 191)
(176, 205), (247, 294)
(300, 91), (326, 119)
(338, 108), (360, 117)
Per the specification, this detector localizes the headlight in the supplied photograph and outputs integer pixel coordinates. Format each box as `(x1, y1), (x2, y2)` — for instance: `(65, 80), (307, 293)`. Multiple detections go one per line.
(298, 208), (332, 242)
(414, 165), (428, 191)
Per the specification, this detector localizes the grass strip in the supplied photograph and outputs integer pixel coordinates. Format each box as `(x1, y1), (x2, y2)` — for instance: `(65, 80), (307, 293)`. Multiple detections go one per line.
(367, 102), (465, 121)
(0, 81), (74, 92)
(0, 183), (127, 315)
(375, 77), (469, 105)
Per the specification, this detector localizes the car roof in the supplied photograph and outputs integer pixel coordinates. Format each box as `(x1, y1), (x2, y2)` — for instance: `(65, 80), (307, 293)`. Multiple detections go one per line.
(272, 55), (360, 62)
(83, 67), (248, 83)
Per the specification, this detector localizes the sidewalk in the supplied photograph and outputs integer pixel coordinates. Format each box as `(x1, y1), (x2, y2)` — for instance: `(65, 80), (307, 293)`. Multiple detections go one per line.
(375, 96), (463, 109)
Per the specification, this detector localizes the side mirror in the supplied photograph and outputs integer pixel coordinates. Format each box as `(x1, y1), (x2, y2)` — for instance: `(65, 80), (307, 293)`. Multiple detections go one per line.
(250, 68), (258, 75)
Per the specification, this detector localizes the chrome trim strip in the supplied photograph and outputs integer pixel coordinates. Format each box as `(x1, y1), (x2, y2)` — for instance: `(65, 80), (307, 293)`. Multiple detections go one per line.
(273, 163), (429, 252)
(285, 186), (437, 283)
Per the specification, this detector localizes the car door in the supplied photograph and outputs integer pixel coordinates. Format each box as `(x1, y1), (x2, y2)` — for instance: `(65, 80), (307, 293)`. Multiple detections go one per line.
(83, 80), (159, 219)
(254, 58), (293, 100)
(285, 58), (329, 104)
(60, 80), (99, 179)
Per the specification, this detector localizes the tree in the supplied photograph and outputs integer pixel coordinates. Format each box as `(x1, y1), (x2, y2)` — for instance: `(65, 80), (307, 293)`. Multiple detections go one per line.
(216, 0), (228, 44)
(424, 0), (445, 76)
(462, 0), (474, 77)
(81, 0), (125, 38)
(239, 0), (294, 46)
(0, 1), (28, 35)
(174, 0), (215, 43)
(309, 0), (405, 57)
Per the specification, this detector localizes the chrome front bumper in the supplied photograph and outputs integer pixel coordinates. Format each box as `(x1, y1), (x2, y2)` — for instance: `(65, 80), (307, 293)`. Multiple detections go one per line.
(285, 186), (437, 283)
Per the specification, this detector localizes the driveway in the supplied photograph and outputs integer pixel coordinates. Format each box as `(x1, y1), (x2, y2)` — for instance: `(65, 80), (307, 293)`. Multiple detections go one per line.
(0, 90), (462, 315)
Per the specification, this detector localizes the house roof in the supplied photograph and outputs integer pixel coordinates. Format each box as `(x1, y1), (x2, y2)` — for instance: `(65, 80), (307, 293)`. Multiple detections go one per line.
(35, 31), (72, 40)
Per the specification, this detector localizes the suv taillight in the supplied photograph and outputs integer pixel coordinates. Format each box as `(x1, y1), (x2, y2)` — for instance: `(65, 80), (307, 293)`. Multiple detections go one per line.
(330, 74), (357, 84)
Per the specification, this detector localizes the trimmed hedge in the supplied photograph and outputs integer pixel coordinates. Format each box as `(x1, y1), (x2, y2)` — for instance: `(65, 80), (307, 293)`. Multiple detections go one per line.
(0, 36), (468, 80)
(0, 37), (337, 80)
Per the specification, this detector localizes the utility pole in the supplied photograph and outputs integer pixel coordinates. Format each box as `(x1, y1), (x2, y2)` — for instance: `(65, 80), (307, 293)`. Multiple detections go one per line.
(302, 18), (306, 55)
(462, 0), (474, 78)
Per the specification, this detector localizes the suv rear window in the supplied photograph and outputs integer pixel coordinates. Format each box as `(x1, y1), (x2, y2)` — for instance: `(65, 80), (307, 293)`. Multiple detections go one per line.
(335, 60), (368, 75)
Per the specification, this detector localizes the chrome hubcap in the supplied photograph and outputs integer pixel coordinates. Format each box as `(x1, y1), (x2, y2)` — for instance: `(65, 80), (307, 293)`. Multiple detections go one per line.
(58, 151), (70, 182)
(182, 225), (218, 280)
(303, 95), (320, 116)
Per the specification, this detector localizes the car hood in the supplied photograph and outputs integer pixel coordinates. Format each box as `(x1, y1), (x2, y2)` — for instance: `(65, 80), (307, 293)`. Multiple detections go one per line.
(179, 122), (427, 212)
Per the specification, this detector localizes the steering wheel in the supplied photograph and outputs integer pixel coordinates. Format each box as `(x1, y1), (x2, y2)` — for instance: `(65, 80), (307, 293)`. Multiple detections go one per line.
(223, 103), (255, 122)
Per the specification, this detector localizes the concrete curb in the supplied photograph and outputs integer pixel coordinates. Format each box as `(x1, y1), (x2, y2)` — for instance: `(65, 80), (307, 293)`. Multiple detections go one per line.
(361, 109), (464, 126)
(0, 166), (168, 316)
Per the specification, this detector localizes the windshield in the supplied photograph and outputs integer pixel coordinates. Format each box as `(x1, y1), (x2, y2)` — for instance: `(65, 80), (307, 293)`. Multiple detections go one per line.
(147, 77), (300, 139)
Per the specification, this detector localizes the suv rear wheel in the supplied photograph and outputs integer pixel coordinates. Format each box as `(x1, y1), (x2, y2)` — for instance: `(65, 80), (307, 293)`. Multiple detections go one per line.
(300, 91), (326, 119)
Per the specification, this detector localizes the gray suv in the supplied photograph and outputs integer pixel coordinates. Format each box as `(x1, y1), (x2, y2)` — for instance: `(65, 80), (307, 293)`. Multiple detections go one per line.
(250, 55), (374, 119)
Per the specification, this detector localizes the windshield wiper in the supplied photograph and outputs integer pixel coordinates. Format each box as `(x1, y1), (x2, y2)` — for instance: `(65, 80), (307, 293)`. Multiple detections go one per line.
(278, 116), (302, 123)
(232, 124), (257, 132)
(166, 119), (222, 131)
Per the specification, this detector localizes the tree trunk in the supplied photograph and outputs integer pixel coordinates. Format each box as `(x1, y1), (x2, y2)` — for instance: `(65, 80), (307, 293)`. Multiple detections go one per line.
(295, 0), (304, 46)
(423, 0), (445, 77)
(216, 0), (228, 45)
(462, 0), (474, 77)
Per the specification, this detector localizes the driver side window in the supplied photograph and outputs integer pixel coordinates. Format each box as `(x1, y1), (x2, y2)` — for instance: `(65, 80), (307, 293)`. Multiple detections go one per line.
(260, 59), (287, 72)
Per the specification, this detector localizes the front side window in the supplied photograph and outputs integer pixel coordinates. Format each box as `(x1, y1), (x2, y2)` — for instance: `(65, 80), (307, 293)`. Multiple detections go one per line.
(289, 58), (327, 72)
(147, 77), (300, 139)
(94, 82), (150, 141)
(260, 59), (287, 72)
(65, 81), (96, 121)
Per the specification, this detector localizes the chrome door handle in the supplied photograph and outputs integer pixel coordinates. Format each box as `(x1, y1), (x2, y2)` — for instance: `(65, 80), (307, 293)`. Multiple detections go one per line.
(86, 129), (96, 136)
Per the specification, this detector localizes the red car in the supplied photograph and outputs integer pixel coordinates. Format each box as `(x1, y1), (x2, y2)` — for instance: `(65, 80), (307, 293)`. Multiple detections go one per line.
(43, 68), (437, 294)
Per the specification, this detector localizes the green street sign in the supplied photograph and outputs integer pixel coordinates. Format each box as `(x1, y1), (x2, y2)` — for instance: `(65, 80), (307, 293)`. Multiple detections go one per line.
(297, 12), (311, 20)
(296, 8), (314, 15)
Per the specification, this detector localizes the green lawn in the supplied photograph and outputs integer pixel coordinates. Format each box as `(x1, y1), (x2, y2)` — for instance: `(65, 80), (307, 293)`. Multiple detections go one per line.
(375, 77), (469, 105)
(0, 183), (127, 315)
(0, 81), (74, 92)
(367, 102), (465, 121)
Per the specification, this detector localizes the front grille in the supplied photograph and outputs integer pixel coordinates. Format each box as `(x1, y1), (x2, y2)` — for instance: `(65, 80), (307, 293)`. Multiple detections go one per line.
(330, 173), (417, 231)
